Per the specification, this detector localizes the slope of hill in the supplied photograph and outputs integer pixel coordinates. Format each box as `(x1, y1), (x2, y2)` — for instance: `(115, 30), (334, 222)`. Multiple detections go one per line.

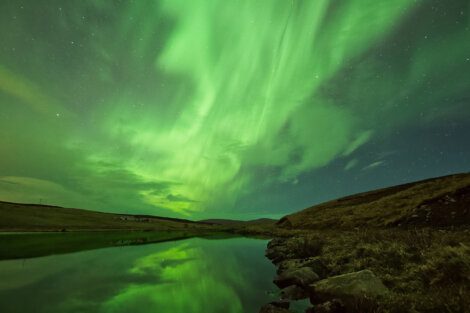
(0, 201), (211, 232)
(277, 173), (470, 229)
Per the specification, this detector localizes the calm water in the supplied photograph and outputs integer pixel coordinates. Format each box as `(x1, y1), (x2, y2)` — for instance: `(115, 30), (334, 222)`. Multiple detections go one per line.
(0, 236), (279, 313)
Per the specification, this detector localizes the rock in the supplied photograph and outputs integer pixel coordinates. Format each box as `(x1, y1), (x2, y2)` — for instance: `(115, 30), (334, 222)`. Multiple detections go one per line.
(265, 249), (287, 264)
(267, 238), (285, 249)
(266, 238), (290, 263)
(309, 270), (389, 304)
(274, 267), (320, 288)
(312, 299), (346, 313)
(259, 303), (292, 313)
(266, 235), (326, 265)
(278, 257), (328, 278)
(280, 285), (308, 300)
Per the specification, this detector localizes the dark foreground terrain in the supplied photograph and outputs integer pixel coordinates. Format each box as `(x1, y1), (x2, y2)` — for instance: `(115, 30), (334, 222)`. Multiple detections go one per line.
(256, 173), (470, 313)
(1, 173), (469, 313)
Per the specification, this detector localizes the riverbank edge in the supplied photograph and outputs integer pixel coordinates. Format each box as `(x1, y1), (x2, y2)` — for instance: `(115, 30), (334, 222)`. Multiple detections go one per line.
(254, 226), (470, 313)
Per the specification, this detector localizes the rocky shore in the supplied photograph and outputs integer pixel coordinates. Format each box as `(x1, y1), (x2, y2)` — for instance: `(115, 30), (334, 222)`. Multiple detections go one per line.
(258, 229), (470, 313)
(251, 174), (470, 313)
(260, 236), (389, 313)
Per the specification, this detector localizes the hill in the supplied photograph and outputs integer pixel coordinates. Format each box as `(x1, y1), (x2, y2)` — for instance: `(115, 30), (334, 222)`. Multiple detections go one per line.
(263, 173), (470, 312)
(2, 172), (469, 233)
(0, 201), (212, 232)
(277, 172), (470, 229)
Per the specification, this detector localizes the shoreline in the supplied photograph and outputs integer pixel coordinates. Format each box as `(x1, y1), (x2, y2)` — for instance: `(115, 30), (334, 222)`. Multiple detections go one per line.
(257, 227), (470, 313)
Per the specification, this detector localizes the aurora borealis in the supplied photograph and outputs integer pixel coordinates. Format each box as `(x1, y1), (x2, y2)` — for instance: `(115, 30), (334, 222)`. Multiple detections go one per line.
(0, 1), (469, 219)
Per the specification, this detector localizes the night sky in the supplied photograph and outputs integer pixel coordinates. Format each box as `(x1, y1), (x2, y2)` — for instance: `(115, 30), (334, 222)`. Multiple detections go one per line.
(0, 1), (469, 219)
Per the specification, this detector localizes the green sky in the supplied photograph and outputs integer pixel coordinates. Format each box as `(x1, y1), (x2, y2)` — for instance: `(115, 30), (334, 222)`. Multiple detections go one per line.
(0, 0), (469, 219)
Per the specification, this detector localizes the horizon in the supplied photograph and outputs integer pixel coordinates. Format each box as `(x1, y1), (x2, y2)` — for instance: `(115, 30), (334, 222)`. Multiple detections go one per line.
(1, 1), (469, 219)
(1, 171), (468, 221)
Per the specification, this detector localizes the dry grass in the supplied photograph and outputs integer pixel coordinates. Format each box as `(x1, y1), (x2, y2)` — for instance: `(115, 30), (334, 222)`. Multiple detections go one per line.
(278, 173), (470, 229)
(0, 201), (216, 232)
(297, 228), (470, 313)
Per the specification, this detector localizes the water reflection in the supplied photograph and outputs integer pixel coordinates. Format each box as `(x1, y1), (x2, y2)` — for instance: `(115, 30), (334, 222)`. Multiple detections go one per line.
(0, 237), (276, 313)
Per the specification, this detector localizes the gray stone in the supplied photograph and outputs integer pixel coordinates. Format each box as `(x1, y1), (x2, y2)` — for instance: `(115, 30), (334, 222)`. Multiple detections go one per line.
(280, 285), (308, 300)
(274, 267), (320, 288)
(309, 270), (389, 304)
(266, 238), (291, 263)
(266, 236), (324, 264)
(278, 257), (328, 278)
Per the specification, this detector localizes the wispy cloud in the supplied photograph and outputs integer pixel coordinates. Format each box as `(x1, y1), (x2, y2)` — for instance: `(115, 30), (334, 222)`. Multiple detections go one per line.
(166, 194), (198, 203)
(344, 159), (358, 171)
(0, 65), (70, 117)
(362, 161), (386, 171)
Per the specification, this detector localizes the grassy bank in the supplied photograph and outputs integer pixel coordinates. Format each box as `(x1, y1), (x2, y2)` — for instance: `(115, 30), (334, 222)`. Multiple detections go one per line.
(257, 173), (470, 313)
(288, 229), (470, 312)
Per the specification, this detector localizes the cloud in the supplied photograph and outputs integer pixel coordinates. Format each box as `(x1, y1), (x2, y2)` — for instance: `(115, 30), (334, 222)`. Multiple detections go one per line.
(344, 159), (358, 171)
(0, 176), (86, 207)
(362, 161), (386, 171)
(166, 194), (198, 203)
(0, 65), (70, 117)
(343, 131), (373, 156)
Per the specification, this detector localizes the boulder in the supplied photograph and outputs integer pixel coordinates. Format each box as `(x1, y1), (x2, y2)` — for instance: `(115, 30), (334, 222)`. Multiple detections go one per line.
(265, 248), (288, 264)
(266, 236), (324, 264)
(277, 257), (328, 278)
(309, 270), (389, 304)
(274, 267), (320, 288)
(280, 285), (308, 300)
(266, 238), (290, 263)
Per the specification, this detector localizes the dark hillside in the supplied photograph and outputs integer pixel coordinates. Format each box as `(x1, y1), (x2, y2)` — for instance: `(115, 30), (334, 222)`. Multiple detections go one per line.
(0, 201), (211, 232)
(277, 173), (470, 229)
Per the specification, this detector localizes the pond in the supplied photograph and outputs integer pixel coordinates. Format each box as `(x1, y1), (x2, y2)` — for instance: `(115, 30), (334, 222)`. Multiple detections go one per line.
(0, 233), (281, 313)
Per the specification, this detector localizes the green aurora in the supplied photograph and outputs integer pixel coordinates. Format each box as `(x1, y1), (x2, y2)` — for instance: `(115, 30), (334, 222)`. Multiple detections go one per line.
(0, 1), (469, 218)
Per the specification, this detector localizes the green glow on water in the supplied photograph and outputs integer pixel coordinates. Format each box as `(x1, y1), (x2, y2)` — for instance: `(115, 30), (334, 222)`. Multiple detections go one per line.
(0, 237), (276, 313)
